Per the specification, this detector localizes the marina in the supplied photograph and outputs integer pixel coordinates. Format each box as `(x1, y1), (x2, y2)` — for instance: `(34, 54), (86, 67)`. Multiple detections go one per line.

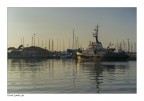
(8, 26), (136, 61)
(7, 26), (136, 94)
(76, 25), (136, 61)
(7, 8), (136, 94)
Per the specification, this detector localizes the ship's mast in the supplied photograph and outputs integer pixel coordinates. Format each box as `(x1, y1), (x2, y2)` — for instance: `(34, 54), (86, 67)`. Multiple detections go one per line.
(93, 25), (100, 43)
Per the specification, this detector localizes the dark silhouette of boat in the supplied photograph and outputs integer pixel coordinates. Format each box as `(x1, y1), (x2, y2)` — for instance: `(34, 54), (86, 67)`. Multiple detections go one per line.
(76, 25), (129, 61)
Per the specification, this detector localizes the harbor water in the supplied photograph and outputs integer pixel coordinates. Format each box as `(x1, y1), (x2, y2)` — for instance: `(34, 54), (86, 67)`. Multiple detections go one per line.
(8, 59), (136, 94)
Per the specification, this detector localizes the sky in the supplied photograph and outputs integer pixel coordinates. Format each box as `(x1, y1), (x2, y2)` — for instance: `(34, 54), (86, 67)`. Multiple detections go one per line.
(8, 7), (136, 51)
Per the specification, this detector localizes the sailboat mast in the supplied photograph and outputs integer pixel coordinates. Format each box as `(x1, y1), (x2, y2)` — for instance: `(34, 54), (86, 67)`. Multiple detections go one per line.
(21, 38), (22, 45)
(131, 42), (133, 52)
(38, 37), (39, 47)
(134, 42), (136, 52)
(42, 40), (43, 48)
(49, 39), (50, 51)
(34, 34), (35, 46)
(52, 39), (54, 51)
(57, 39), (58, 51)
(128, 39), (130, 52)
(23, 37), (24, 46)
(32, 36), (33, 46)
(73, 29), (74, 49)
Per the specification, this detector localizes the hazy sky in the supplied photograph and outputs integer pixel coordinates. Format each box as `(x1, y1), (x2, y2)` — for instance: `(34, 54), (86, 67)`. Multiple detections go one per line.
(8, 7), (136, 50)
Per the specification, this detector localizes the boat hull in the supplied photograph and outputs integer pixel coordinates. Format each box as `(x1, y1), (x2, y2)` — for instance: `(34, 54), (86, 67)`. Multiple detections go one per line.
(76, 52), (129, 61)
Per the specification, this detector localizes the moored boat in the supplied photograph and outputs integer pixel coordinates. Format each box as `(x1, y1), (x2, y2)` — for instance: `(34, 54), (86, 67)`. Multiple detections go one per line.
(76, 25), (129, 61)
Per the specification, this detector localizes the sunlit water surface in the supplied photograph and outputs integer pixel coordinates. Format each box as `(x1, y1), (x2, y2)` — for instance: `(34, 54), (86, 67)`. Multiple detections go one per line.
(8, 59), (136, 94)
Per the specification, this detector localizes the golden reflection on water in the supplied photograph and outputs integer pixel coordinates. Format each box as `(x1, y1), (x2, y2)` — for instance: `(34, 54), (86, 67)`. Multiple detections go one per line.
(8, 59), (136, 93)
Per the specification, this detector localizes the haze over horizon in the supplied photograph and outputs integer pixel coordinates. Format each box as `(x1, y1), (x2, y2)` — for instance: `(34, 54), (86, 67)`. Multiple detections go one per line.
(8, 7), (136, 51)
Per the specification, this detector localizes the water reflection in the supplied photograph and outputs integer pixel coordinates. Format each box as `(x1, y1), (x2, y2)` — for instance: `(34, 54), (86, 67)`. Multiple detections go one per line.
(8, 59), (136, 93)
(75, 60), (130, 93)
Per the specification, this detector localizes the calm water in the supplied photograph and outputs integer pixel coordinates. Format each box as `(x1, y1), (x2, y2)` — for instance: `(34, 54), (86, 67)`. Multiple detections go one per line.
(8, 59), (136, 94)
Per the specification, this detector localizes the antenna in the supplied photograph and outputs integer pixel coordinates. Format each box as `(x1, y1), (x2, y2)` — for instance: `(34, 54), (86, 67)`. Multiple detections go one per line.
(93, 25), (100, 43)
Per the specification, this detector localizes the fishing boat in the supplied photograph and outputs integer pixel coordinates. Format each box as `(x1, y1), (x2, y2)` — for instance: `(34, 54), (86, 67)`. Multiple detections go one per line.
(76, 25), (129, 61)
